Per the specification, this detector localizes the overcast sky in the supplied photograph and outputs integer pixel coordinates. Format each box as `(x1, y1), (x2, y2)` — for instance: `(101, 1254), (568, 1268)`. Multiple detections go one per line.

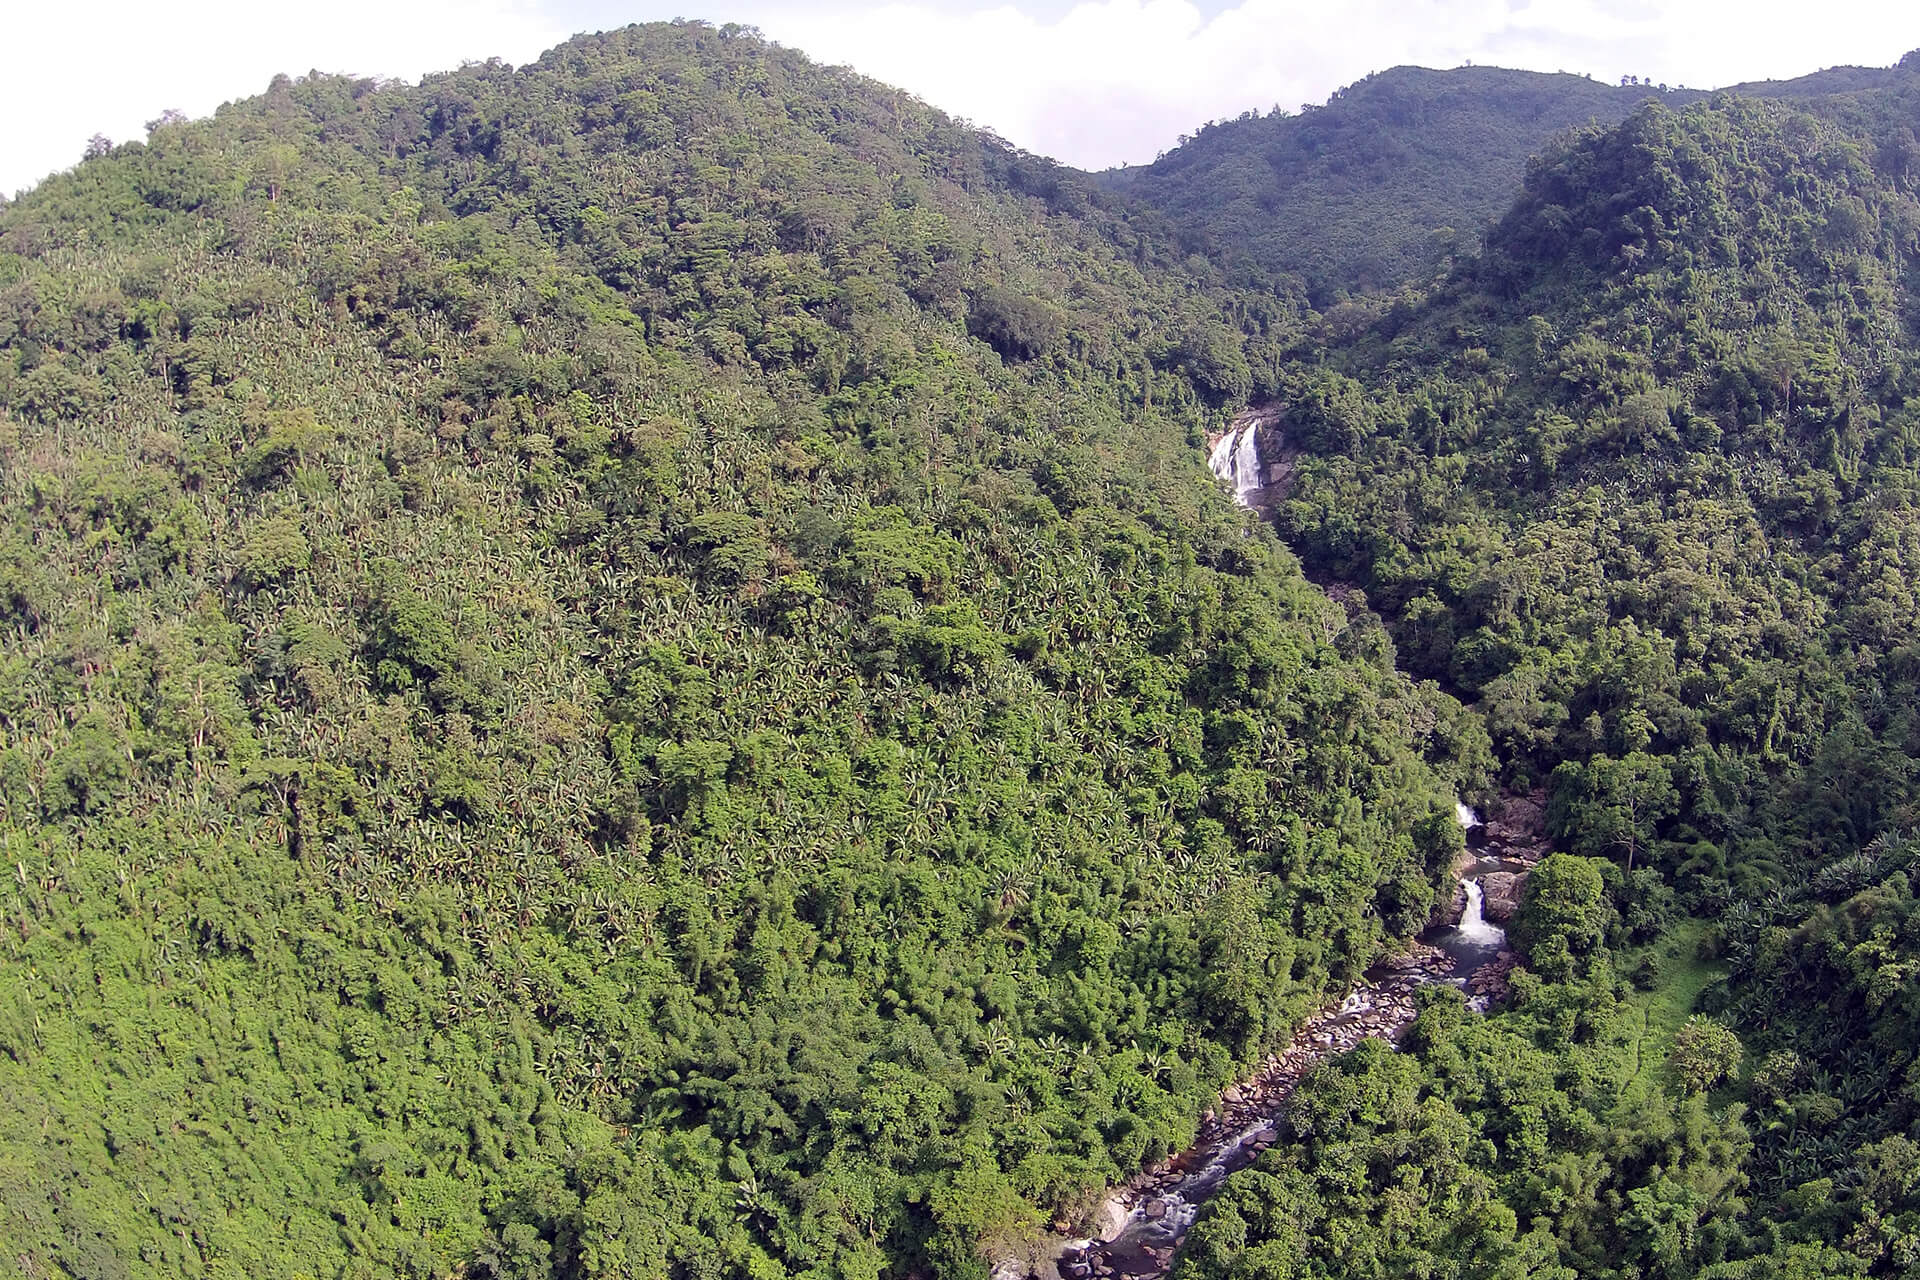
(5, 0), (1918, 199)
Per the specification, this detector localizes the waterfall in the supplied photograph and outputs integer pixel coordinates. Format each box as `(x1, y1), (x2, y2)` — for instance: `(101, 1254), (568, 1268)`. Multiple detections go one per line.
(1457, 880), (1505, 946)
(1208, 430), (1237, 480)
(1233, 426), (1260, 503)
(1208, 424), (1263, 506)
(1455, 801), (1481, 829)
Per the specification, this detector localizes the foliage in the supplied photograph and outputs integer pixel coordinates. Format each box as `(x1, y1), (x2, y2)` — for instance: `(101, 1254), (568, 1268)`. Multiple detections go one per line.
(0, 22), (1476, 1280)
(1176, 953), (1751, 1280)
(1106, 67), (1700, 300)
(1671, 1017), (1745, 1093)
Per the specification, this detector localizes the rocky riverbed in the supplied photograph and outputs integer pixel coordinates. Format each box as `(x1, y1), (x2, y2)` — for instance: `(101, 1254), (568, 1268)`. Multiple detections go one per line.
(1014, 800), (1546, 1280)
(1051, 943), (1474, 1280)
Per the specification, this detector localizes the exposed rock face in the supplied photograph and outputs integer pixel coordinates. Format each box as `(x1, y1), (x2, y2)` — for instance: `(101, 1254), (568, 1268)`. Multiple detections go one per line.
(1485, 788), (1550, 863)
(1205, 405), (1294, 509)
(1478, 871), (1525, 923)
(1431, 882), (1469, 929)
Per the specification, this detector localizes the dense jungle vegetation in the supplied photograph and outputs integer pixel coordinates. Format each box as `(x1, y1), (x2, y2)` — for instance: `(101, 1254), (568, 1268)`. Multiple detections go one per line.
(1174, 58), (1920, 1280)
(0, 21), (1484, 1280)
(1103, 66), (1700, 301)
(1107, 59), (1917, 304)
(10, 18), (1920, 1280)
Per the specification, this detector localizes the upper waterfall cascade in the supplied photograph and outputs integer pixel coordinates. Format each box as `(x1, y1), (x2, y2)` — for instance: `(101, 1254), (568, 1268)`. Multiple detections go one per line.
(1208, 423), (1263, 506)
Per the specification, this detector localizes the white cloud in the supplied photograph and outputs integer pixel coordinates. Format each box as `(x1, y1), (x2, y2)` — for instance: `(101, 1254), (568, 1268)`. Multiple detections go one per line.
(1, 0), (569, 198)
(736, 0), (1919, 169)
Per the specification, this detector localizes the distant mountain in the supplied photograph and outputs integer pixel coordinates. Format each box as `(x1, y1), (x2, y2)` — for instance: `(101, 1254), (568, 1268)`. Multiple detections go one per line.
(1106, 55), (1920, 301)
(1103, 66), (1698, 300)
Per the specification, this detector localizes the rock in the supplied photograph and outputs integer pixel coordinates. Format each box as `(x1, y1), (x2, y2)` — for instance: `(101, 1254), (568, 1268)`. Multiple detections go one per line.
(1222, 1084), (1243, 1105)
(1485, 788), (1550, 861)
(1429, 882), (1468, 929)
(1479, 871), (1525, 923)
(1095, 1196), (1130, 1241)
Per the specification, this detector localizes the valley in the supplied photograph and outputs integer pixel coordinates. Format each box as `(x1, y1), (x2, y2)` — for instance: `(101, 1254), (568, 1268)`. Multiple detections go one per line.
(3, 21), (1920, 1280)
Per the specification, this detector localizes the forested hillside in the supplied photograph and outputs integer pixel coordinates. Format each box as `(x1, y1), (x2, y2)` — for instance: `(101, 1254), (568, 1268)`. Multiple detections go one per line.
(1107, 55), (1920, 303)
(0, 22), (1482, 1280)
(1103, 66), (1696, 300)
(1175, 66), (1920, 1279)
(14, 17), (1920, 1280)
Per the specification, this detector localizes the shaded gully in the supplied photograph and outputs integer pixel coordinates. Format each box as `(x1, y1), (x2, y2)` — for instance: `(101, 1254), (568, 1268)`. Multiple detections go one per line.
(990, 414), (1545, 1280)
(1016, 809), (1535, 1280)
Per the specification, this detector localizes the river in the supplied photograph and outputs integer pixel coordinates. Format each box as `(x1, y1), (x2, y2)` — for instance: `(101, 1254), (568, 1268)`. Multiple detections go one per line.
(1024, 809), (1532, 1280)
(1004, 428), (1533, 1280)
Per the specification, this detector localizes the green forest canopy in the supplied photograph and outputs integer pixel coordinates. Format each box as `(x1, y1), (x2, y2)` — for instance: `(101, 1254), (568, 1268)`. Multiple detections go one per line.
(7, 19), (1920, 1280)
(1180, 64), (1920, 1280)
(0, 22), (1475, 1280)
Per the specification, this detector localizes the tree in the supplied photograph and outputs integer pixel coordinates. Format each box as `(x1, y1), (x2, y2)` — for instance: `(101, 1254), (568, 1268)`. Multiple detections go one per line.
(966, 287), (1063, 362)
(1669, 1017), (1742, 1093)
(1510, 853), (1611, 966)
(1549, 753), (1677, 874)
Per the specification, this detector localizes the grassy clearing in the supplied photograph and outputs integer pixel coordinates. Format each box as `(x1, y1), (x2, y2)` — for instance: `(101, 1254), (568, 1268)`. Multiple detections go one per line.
(1608, 920), (1723, 1100)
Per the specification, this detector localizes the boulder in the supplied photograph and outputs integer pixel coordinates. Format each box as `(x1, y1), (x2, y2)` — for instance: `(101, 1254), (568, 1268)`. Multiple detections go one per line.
(1479, 871), (1525, 923)
(1485, 789), (1550, 862)
(1095, 1196), (1130, 1241)
(1429, 883), (1468, 929)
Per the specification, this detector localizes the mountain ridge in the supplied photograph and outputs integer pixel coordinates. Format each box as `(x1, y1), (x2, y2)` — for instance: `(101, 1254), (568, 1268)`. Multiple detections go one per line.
(1103, 52), (1920, 300)
(0, 22), (1473, 1279)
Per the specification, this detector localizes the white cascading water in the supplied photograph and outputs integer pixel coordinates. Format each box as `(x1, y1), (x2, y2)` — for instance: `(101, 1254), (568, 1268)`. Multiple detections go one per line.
(1457, 880), (1505, 946)
(1208, 424), (1263, 506)
(1233, 426), (1260, 502)
(1207, 429), (1237, 480)
(1455, 800), (1482, 829)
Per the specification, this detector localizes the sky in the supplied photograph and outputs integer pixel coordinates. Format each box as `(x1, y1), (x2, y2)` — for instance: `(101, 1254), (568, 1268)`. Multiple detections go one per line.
(4, 0), (1919, 199)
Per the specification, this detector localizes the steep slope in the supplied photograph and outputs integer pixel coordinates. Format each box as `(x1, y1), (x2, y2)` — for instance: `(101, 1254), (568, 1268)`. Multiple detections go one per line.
(1107, 53), (1920, 303)
(1174, 73), (1920, 1280)
(0, 22), (1480, 1280)
(1103, 66), (1698, 300)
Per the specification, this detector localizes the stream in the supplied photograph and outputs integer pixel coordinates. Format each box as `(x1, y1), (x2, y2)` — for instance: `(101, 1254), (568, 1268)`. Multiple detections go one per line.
(1028, 808), (1533, 1280)
(1000, 430), (1534, 1280)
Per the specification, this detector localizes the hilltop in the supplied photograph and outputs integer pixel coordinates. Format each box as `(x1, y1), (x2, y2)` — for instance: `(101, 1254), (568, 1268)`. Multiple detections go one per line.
(0, 21), (1474, 1279)
(1106, 54), (1920, 300)
(1103, 65), (1699, 299)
